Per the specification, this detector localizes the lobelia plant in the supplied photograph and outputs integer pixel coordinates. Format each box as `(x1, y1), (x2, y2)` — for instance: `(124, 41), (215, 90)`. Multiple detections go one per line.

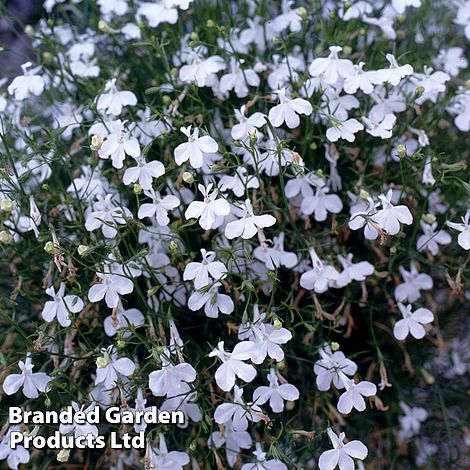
(0, 0), (470, 469)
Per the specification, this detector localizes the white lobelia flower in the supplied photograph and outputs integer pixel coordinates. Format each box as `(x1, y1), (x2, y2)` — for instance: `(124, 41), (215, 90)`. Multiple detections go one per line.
(398, 402), (428, 440)
(187, 282), (234, 318)
(314, 346), (358, 391)
(268, 88), (313, 129)
(2, 355), (51, 399)
(179, 51), (226, 87)
(185, 183), (230, 230)
(335, 254), (374, 288)
(253, 232), (298, 270)
(149, 356), (197, 398)
(160, 391), (202, 429)
(85, 194), (132, 238)
(209, 421), (252, 468)
(373, 189), (413, 235)
(220, 58), (260, 98)
(94, 347), (135, 389)
(231, 106), (266, 141)
(362, 113), (396, 139)
(343, 62), (376, 95)
(318, 428), (368, 470)
(103, 307), (145, 337)
(252, 369), (299, 413)
(394, 262), (433, 303)
(209, 341), (257, 392)
(326, 118), (364, 143)
(28, 196), (42, 238)
(393, 303), (434, 340)
(137, 189), (180, 226)
(309, 46), (354, 86)
(96, 79), (137, 116)
(214, 385), (261, 431)
(299, 183), (343, 221)
(174, 125), (218, 168)
(241, 442), (288, 470)
(8, 62), (45, 100)
(249, 323), (292, 364)
(372, 54), (414, 87)
(127, 389), (152, 433)
(147, 433), (190, 470)
(416, 221), (451, 255)
(225, 199), (276, 240)
(183, 249), (227, 289)
(88, 269), (134, 309)
(300, 248), (340, 294)
(123, 155), (165, 190)
(0, 426), (30, 469)
(218, 167), (260, 197)
(446, 211), (470, 249)
(98, 120), (141, 169)
(59, 402), (99, 438)
(337, 377), (377, 414)
(41, 283), (84, 327)
(392, 0), (422, 14)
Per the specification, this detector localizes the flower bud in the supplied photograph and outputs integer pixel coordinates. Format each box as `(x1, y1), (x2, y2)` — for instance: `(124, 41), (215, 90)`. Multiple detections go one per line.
(77, 244), (89, 256)
(0, 199), (15, 212)
(272, 36), (282, 45)
(96, 356), (109, 369)
(90, 135), (103, 151)
(397, 143), (407, 159)
(98, 20), (112, 33)
(42, 52), (53, 63)
(298, 6), (308, 19)
(206, 19), (215, 28)
(273, 318), (283, 330)
(277, 359), (286, 371)
(0, 230), (12, 244)
(44, 241), (55, 254)
(182, 172), (194, 184)
(342, 46), (352, 56)
(57, 449), (70, 463)
(116, 339), (125, 348)
(285, 400), (295, 411)
(169, 240), (178, 253)
(331, 341), (340, 351)
(24, 25), (34, 38)
(422, 213), (436, 224)
(45, 397), (52, 407)
(248, 130), (258, 147)
(190, 32), (199, 41)
(134, 183), (142, 195)
(359, 189), (370, 200)
(415, 84), (425, 98)
(189, 440), (197, 452)
(162, 95), (171, 105)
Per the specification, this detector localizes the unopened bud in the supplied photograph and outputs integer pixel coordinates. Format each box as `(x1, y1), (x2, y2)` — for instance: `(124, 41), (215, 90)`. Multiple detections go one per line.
(77, 244), (89, 256)
(415, 84), (425, 98)
(206, 19), (215, 28)
(0, 199), (15, 212)
(0, 230), (12, 244)
(397, 143), (407, 159)
(90, 135), (103, 151)
(248, 130), (258, 147)
(272, 36), (282, 45)
(277, 359), (286, 371)
(24, 25), (34, 38)
(285, 400), (295, 411)
(189, 440), (197, 452)
(44, 241), (55, 254)
(422, 213), (436, 224)
(96, 356), (109, 369)
(169, 241), (178, 253)
(331, 341), (340, 351)
(98, 20), (112, 33)
(57, 449), (70, 463)
(162, 95), (171, 105)
(190, 32), (199, 41)
(342, 46), (352, 56)
(182, 172), (194, 184)
(297, 6), (308, 19)
(116, 339), (125, 348)
(421, 367), (435, 385)
(42, 52), (53, 63)
(133, 183), (142, 195)
(273, 318), (282, 330)
(359, 189), (370, 200)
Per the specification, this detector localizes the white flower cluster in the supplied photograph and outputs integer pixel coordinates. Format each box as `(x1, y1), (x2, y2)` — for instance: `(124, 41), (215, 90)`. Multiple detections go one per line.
(0, 0), (469, 469)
